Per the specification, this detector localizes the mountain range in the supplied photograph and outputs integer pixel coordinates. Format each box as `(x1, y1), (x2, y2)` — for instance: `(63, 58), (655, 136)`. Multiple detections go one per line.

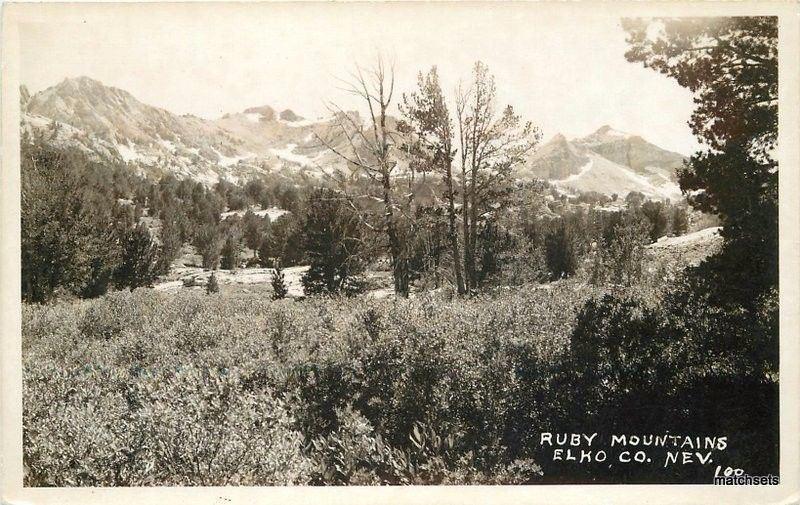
(21, 76), (686, 199)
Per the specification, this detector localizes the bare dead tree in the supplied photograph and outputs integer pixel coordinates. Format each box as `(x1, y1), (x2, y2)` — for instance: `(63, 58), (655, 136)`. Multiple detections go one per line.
(314, 57), (411, 297)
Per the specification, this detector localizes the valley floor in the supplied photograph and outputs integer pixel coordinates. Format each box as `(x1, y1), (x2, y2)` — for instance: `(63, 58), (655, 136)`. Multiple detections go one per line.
(151, 226), (723, 299)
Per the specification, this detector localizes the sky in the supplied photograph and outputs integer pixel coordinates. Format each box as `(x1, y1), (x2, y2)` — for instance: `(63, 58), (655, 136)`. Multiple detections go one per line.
(18, 2), (701, 155)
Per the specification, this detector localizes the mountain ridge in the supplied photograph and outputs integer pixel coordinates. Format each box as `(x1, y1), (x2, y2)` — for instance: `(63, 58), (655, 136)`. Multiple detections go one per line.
(523, 126), (686, 199)
(21, 77), (686, 199)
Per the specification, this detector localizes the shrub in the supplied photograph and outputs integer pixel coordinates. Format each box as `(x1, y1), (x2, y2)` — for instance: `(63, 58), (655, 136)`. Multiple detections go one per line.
(24, 362), (313, 486)
(115, 223), (159, 289)
(206, 272), (219, 294)
(550, 277), (779, 482)
(271, 261), (289, 300)
(22, 278), (775, 485)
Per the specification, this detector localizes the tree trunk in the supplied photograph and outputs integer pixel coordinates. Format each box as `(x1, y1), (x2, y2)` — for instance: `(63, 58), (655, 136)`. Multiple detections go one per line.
(445, 161), (465, 294)
(461, 170), (471, 293)
(378, 75), (409, 298)
(467, 165), (479, 290)
(381, 172), (408, 297)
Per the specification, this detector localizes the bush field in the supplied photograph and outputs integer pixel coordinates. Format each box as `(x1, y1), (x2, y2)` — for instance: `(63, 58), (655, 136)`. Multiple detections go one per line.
(22, 278), (777, 485)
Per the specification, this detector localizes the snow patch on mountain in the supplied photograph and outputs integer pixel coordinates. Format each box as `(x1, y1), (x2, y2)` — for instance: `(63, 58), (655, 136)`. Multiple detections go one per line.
(648, 226), (722, 249)
(116, 141), (147, 163)
(211, 147), (254, 167)
(159, 138), (178, 153)
(278, 115), (336, 128)
(552, 152), (680, 200)
(270, 143), (318, 167)
(604, 128), (630, 139)
(220, 206), (290, 221)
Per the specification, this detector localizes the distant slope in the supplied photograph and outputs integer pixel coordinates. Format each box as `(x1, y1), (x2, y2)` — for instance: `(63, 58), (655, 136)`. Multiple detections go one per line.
(522, 125), (686, 200)
(22, 77), (687, 200)
(21, 77), (354, 185)
(646, 226), (723, 268)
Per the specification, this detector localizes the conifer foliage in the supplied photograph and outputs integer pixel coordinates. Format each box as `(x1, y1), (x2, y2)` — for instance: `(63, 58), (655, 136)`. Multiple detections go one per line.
(624, 16), (778, 305)
(301, 188), (365, 295)
(271, 259), (289, 300)
(115, 223), (159, 289)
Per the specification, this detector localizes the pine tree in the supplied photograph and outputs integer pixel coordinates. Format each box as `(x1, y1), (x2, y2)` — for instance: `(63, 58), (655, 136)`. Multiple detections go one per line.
(300, 188), (364, 295)
(401, 66), (466, 294)
(624, 16), (778, 306)
(242, 210), (269, 257)
(116, 222), (159, 289)
(545, 219), (578, 280)
(155, 210), (184, 275)
(220, 232), (241, 271)
(454, 62), (540, 292)
(206, 271), (219, 294)
(193, 223), (222, 270)
(640, 200), (669, 242)
(21, 138), (122, 301)
(671, 206), (689, 236)
(271, 259), (289, 300)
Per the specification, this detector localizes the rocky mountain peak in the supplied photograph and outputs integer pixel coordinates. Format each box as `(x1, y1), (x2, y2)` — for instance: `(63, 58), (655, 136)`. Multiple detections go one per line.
(279, 109), (304, 122)
(243, 105), (276, 121)
(582, 125), (633, 142)
(21, 76), (686, 200)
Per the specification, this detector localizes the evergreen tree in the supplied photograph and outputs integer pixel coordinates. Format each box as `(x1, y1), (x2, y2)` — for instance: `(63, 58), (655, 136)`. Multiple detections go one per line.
(544, 219), (579, 280)
(259, 215), (303, 267)
(115, 222), (159, 289)
(206, 271), (219, 294)
(590, 211), (649, 286)
(301, 188), (364, 295)
(220, 231), (242, 271)
(401, 66), (466, 294)
(624, 16), (778, 307)
(242, 210), (269, 257)
(640, 200), (669, 242)
(671, 205), (689, 236)
(271, 259), (289, 300)
(193, 223), (222, 270)
(244, 179), (269, 208)
(624, 191), (645, 208)
(21, 137), (122, 301)
(155, 210), (184, 275)
(455, 62), (540, 292)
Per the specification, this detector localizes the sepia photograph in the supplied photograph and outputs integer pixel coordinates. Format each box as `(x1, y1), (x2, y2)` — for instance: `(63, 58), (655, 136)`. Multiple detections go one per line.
(1, 1), (799, 503)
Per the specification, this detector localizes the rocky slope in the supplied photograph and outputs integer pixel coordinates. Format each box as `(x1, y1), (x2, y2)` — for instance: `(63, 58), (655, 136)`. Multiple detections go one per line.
(21, 76), (350, 184)
(523, 126), (686, 200)
(22, 77), (687, 200)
